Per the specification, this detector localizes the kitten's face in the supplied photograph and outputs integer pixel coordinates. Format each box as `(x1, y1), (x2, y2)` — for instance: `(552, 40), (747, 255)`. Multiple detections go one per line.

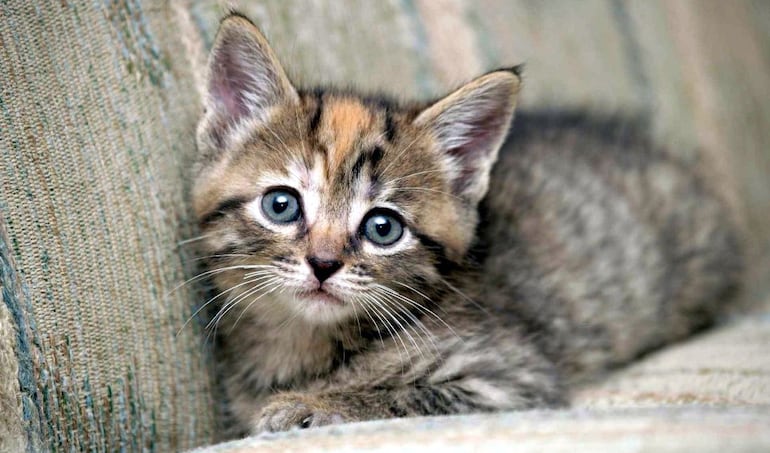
(193, 15), (519, 326)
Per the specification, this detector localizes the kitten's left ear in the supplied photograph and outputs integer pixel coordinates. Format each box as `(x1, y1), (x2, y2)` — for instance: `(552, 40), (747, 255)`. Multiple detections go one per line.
(198, 13), (298, 150)
(414, 68), (521, 204)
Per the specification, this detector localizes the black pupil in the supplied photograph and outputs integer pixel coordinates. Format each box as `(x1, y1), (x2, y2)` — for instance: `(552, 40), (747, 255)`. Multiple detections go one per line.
(374, 216), (391, 237)
(273, 195), (289, 213)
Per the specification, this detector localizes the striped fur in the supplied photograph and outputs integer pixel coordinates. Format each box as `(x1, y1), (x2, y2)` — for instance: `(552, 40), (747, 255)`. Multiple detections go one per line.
(192, 14), (743, 436)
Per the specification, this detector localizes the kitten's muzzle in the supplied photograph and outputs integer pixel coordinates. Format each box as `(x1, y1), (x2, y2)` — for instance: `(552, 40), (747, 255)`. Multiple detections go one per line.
(306, 256), (343, 283)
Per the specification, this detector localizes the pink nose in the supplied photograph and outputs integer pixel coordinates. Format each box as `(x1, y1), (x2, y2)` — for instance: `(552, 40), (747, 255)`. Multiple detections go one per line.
(306, 256), (343, 283)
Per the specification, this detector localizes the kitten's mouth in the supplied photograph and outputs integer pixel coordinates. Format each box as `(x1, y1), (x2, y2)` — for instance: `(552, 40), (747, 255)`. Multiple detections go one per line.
(296, 289), (344, 306)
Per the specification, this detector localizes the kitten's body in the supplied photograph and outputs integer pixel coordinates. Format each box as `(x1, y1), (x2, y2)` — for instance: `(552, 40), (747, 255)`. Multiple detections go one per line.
(193, 15), (742, 436)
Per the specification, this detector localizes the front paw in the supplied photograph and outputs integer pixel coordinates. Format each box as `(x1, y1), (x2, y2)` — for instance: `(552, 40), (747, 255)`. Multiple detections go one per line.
(252, 393), (349, 433)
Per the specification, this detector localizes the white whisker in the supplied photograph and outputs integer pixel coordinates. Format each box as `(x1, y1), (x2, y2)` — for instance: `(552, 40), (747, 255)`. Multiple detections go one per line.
(390, 187), (462, 200)
(373, 287), (440, 360)
(166, 264), (277, 298)
(229, 278), (284, 332)
(373, 283), (462, 342)
(360, 292), (410, 371)
(185, 253), (253, 263)
(373, 287), (441, 358)
(176, 277), (267, 337)
(388, 169), (446, 183)
(209, 276), (280, 330)
(380, 135), (422, 175)
(352, 294), (386, 350)
(439, 277), (490, 315)
(177, 229), (229, 246)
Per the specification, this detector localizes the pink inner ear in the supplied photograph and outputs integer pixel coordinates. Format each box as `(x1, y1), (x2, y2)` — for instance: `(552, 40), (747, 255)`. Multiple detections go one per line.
(445, 103), (511, 194)
(209, 45), (258, 126)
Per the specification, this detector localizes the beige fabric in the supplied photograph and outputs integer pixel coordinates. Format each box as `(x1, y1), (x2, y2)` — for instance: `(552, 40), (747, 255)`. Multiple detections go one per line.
(574, 315), (770, 408)
(1, 2), (216, 449)
(190, 408), (770, 453)
(0, 227), (24, 453)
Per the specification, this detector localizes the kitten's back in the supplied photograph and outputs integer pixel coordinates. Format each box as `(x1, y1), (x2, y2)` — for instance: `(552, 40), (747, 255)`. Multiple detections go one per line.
(479, 111), (743, 382)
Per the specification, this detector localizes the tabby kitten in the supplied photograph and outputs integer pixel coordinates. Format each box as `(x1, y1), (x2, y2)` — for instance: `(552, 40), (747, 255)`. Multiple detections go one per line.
(192, 13), (742, 436)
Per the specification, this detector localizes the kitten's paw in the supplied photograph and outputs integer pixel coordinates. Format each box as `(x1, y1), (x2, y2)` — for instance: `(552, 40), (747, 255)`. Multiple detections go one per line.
(252, 393), (349, 433)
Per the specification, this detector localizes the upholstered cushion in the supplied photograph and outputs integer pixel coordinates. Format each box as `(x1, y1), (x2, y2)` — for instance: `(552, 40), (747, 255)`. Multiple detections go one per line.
(0, 2), (216, 450)
(189, 407), (770, 452)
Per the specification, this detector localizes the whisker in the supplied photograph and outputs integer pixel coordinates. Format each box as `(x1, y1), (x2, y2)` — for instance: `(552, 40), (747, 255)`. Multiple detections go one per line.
(294, 107), (309, 155)
(387, 169), (446, 183)
(243, 270), (282, 278)
(352, 294), (386, 350)
(184, 253), (254, 263)
(393, 281), (433, 302)
(380, 135), (422, 175)
(204, 277), (275, 344)
(263, 124), (291, 152)
(229, 278), (284, 332)
(373, 287), (440, 360)
(439, 277), (490, 315)
(276, 298), (304, 332)
(166, 264), (277, 297)
(390, 187), (462, 200)
(373, 296), (423, 359)
(176, 277), (269, 337)
(207, 278), (273, 331)
(373, 284), (462, 342)
(361, 293), (410, 370)
(208, 276), (279, 330)
(347, 294), (364, 340)
(176, 229), (229, 247)
(378, 294), (426, 363)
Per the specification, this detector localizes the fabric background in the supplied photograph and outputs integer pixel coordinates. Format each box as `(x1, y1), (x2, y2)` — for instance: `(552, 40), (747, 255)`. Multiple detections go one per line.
(1, 1), (769, 451)
(1, 2), (216, 451)
(189, 407), (770, 453)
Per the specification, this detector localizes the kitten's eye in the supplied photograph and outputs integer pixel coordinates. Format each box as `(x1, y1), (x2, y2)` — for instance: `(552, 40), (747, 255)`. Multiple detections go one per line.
(261, 189), (301, 223)
(362, 210), (404, 246)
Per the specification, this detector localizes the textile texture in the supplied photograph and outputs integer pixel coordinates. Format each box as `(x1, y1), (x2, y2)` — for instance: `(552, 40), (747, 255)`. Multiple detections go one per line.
(189, 408), (770, 453)
(2, 0), (770, 451)
(1, 1), (215, 451)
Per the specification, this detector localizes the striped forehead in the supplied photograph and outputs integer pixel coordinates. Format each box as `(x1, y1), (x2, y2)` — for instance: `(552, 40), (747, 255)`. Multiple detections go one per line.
(288, 150), (378, 231)
(317, 97), (376, 172)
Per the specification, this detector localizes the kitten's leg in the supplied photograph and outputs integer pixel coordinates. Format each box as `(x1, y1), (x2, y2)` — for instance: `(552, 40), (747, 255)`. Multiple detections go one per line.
(252, 333), (565, 433)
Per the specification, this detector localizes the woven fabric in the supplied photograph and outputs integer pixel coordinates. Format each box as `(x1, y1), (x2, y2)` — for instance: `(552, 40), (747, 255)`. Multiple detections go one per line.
(574, 314), (770, 408)
(1, 1), (215, 450)
(0, 218), (24, 453)
(189, 407), (770, 453)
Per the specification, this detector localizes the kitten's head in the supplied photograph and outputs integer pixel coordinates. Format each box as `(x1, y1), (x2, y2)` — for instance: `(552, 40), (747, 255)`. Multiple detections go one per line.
(193, 14), (520, 325)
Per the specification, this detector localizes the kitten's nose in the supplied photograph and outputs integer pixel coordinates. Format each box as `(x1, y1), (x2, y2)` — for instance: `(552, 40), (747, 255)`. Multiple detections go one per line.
(307, 256), (343, 283)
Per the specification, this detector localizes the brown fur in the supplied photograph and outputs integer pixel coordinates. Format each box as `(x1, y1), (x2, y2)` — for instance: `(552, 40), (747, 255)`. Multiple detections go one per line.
(191, 14), (743, 437)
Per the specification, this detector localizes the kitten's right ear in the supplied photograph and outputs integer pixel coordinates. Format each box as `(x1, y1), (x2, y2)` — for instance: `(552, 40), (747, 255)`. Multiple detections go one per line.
(198, 14), (298, 149)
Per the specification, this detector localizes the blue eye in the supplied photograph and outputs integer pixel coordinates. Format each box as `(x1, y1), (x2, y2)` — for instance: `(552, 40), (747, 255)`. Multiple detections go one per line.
(362, 210), (404, 246)
(261, 189), (301, 223)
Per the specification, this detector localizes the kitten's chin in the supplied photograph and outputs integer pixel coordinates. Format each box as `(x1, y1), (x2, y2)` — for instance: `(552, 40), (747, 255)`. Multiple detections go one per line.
(281, 290), (355, 325)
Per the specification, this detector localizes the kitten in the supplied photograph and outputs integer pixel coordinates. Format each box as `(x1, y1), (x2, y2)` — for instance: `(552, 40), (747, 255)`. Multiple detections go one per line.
(192, 13), (742, 436)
